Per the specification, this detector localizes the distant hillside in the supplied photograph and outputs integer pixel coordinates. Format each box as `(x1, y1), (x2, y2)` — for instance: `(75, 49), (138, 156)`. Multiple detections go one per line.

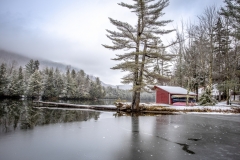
(0, 49), (132, 90)
(0, 49), (30, 66)
(89, 75), (132, 90)
(0, 49), (75, 71)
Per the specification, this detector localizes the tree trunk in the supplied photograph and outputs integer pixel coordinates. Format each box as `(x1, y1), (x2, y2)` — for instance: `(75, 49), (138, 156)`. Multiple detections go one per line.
(132, 41), (147, 112)
(186, 78), (190, 106)
(131, 91), (140, 111)
(233, 86), (235, 101)
(226, 87), (230, 105)
(218, 90), (221, 102)
(195, 83), (198, 102)
(131, 17), (141, 111)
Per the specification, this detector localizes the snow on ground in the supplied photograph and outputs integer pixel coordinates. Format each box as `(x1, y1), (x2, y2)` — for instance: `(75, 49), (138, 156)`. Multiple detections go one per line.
(138, 101), (240, 113)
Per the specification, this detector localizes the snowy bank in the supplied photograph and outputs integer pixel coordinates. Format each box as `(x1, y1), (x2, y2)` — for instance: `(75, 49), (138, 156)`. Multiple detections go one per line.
(115, 101), (240, 114)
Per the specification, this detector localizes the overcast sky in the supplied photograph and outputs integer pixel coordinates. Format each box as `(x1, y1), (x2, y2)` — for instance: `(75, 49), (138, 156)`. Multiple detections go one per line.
(0, 0), (224, 85)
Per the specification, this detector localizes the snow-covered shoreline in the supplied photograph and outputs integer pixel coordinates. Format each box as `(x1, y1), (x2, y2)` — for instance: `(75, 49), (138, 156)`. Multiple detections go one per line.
(115, 101), (240, 114)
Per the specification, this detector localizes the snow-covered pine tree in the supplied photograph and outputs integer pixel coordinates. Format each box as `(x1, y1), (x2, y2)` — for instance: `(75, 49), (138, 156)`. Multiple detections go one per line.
(103, 0), (174, 111)
(71, 69), (76, 79)
(88, 77), (106, 100)
(89, 81), (98, 99)
(83, 75), (91, 98)
(95, 77), (105, 98)
(62, 68), (75, 98)
(26, 70), (42, 99)
(34, 60), (40, 71)
(17, 66), (25, 96)
(53, 68), (64, 98)
(25, 59), (35, 76)
(70, 69), (78, 98)
(199, 85), (217, 106)
(25, 59), (40, 76)
(74, 70), (85, 98)
(0, 63), (9, 96)
(8, 69), (19, 97)
(42, 68), (57, 98)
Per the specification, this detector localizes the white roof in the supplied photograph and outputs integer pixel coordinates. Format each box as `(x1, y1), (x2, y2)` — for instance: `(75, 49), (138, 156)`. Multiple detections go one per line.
(155, 86), (196, 95)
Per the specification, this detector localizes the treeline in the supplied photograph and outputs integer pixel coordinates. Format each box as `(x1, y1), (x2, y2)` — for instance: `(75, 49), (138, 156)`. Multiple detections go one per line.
(166, 1), (240, 104)
(104, 86), (154, 101)
(0, 59), (154, 100)
(0, 59), (105, 100)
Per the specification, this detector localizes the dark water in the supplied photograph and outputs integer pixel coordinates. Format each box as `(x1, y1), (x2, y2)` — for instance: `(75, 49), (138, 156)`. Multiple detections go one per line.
(0, 100), (240, 160)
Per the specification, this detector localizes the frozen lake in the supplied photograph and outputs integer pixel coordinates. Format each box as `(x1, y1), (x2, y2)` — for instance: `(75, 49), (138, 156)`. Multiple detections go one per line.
(0, 100), (240, 160)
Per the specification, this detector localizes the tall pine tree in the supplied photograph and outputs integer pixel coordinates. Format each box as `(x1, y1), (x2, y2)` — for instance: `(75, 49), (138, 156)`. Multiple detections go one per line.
(103, 0), (174, 111)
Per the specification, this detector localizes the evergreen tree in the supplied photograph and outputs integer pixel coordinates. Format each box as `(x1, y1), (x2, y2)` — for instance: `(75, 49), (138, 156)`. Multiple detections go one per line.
(25, 59), (35, 75)
(103, 0), (174, 111)
(17, 66), (25, 96)
(220, 0), (240, 39)
(0, 63), (8, 96)
(74, 71), (84, 98)
(83, 75), (91, 98)
(8, 69), (19, 97)
(213, 17), (230, 101)
(79, 69), (86, 78)
(94, 77), (105, 99)
(89, 81), (98, 99)
(42, 68), (57, 98)
(71, 69), (76, 79)
(53, 68), (64, 97)
(26, 70), (42, 99)
(62, 68), (75, 98)
(199, 85), (217, 106)
(34, 60), (40, 71)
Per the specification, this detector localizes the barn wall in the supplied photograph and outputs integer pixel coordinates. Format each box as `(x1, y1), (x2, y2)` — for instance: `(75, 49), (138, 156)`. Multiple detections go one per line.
(156, 88), (169, 104)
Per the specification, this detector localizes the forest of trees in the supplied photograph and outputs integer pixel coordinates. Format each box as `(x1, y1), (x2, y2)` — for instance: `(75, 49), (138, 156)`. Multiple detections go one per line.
(0, 59), (154, 101)
(103, 0), (240, 107)
(168, 0), (240, 105)
(0, 59), (105, 100)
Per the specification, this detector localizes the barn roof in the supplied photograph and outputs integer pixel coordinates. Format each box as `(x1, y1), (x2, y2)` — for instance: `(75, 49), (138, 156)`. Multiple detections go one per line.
(154, 86), (196, 95)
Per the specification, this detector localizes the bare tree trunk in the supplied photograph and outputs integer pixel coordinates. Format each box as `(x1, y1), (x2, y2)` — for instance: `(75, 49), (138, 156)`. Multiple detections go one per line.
(131, 91), (139, 111)
(226, 17), (230, 105)
(131, 17), (141, 111)
(226, 86), (230, 105)
(218, 91), (221, 102)
(234, 86), (235, 101)
(132, 41), (147, 111)
(186, 78), (190, 106)
(195, 83), (198, 102)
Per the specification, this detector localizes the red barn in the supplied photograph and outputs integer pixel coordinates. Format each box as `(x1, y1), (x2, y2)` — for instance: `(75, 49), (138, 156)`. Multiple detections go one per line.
(152, 86), (196, 105)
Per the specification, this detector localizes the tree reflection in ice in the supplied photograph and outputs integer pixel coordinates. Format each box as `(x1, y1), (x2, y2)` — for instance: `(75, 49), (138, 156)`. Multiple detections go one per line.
(0, 99), (100, 133)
